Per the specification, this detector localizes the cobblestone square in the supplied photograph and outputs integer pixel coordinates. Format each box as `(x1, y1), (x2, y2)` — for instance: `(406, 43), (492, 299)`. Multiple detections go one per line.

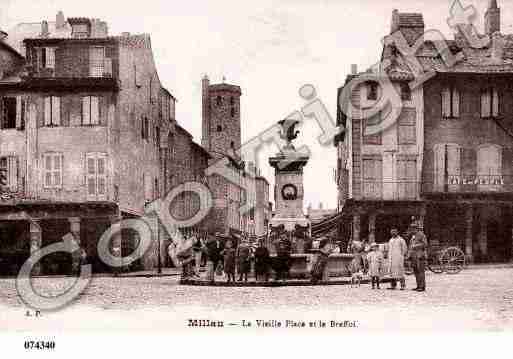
(0, 267), (511, 331)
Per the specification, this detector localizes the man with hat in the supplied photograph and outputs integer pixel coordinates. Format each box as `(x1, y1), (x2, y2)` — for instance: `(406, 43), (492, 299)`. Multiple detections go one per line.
(409, 222), (427, 292)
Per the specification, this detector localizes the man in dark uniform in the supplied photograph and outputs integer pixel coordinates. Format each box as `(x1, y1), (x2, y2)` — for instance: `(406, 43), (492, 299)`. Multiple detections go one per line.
(205, 232), (224, 282)
(409, 222), (427, 292)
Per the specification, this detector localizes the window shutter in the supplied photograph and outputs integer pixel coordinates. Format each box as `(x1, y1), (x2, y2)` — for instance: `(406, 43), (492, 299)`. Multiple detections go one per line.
(82, 96), (91, 125)
(86, 154), (97, 199)
(46, 47), (55, 69)
(434, 145), (445, 190)
(15, 96), (22, 129)
(44, 155), (52, 187)
(44, 97), (51, 126)
(97, 154), (107, 199)
(91, 96), (99, 125)
(61, 96), (70, 127)
(7, 156), (18, 191)
(452, 88), (460, 118)
(442, 87), (450, 118)
(53, 153), (62, 187)
(53, 97), (61, 125)
(481, 91), (491, 118)
(493, 89), (499, 117)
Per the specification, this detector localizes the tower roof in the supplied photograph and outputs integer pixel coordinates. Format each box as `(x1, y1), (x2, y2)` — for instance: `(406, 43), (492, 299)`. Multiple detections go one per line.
(489, 0), (499, 10)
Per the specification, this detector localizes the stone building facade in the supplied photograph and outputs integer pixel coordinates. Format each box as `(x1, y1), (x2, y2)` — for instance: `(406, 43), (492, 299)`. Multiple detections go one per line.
(0, 13), (175, 274)
(336, 1), (513, 262)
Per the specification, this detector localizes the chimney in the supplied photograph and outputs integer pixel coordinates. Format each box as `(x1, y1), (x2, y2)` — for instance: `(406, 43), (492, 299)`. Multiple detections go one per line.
(391, 9), (400, 34)
(389, 9), (425, 45)
(351, 64), (358, 75)
(56, 11), (65, 29)
(41, 20), (49, 37)
(485, 0), (500, 35)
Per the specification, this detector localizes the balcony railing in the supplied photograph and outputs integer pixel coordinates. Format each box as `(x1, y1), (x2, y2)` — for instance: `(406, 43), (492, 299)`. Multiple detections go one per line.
(27, 58), (113, 79)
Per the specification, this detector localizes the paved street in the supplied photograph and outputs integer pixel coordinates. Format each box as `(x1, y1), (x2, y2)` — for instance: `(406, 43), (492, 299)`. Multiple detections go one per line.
(0, 268), (512, 331)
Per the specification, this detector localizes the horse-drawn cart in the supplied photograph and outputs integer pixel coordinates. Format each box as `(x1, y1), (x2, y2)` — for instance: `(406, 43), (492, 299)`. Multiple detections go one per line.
(405, 244), (466, 275)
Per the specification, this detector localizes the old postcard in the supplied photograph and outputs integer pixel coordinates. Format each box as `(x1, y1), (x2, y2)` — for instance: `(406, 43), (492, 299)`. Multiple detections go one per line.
(0, 0), (511, 356)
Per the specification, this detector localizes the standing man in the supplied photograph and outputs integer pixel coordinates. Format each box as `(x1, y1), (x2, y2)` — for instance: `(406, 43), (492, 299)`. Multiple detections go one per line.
(387, 228), (407, 290)
(206, 232), (224, 283)
(191, 231), (203, 278)
(409, 222), (427, 292)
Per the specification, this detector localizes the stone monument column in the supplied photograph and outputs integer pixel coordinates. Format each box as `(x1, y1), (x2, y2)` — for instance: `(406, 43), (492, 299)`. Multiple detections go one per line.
(268, 118), (310, 253)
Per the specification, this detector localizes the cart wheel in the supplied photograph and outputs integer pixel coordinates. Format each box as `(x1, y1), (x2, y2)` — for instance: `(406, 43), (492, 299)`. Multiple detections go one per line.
(427, 256), (444, 274)
(440, 247), (465, 274)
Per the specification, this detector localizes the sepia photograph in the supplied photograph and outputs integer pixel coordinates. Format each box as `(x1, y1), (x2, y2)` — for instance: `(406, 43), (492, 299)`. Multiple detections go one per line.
(0, 0), (511, 356)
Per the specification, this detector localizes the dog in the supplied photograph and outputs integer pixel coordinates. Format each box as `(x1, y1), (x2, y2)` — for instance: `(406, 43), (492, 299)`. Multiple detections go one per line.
(350, 270), (364, 287)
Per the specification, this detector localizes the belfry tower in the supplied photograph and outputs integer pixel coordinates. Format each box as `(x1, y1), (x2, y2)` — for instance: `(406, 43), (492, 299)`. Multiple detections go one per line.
(201, 75), (243, 233)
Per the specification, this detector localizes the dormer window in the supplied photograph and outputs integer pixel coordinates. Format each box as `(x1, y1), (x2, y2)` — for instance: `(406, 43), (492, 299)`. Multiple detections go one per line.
(68, 18), (91, 38)
(481, 88), (499, 118)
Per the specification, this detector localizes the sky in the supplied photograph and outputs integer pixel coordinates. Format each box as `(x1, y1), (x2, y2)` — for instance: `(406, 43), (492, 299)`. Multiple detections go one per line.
(1, 0), (511, 210)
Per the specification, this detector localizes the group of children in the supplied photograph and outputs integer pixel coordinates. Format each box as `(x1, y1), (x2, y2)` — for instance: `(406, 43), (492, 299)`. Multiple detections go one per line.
(348, 240), (386, 289)
(220, 239), (253, 283)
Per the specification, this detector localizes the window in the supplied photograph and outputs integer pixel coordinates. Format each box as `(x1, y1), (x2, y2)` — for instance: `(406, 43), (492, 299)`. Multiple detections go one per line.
(0, 156), (18, 192)
(217, 124), (223, 132)
(43, 96), (61, 126)
(153, 178), (159, 199)
(20, 99), (25, 130)
(82, 96), (100, 125)
(35, 47), (55, 70)
(43, 153), (62, 189)
(481, 88), (499, 118)
(216, 96), (222, 106)
(397, 157), (417, 199)
(141, 117), (149, 140)
(363, 113), (382, 145)
(230, 97), (234, 105)
(442, 87), (460, 119)
(1, 97), (16, 129)
(434, 144), (461, 192)
(477, 145), (502, 190)
(168, 133), (175, 157)
(89, 47), (105, 77)
(398, 109), (416, 145)
(367, 82), (378, 101)
(155, 126), (160, 148)
(86, 153), (107, 199)
(400, 83), (412, 101)
(231, 107), (236, 118)
(362, 156), (382, 199)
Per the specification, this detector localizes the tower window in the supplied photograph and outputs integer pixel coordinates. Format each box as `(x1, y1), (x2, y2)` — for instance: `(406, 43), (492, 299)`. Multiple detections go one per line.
(216, 96), (222, 106)
(230, 141), (234, 148)
(230, 97), (234, 105)
(217, 125), (223, 132)
(231, 107), (236, 118)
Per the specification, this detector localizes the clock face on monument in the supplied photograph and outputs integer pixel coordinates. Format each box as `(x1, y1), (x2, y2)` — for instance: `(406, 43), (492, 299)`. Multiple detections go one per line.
(281, 184), (298, 200)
